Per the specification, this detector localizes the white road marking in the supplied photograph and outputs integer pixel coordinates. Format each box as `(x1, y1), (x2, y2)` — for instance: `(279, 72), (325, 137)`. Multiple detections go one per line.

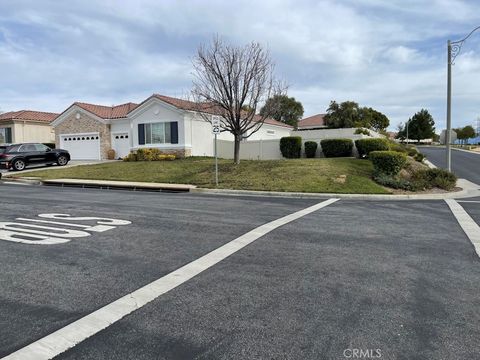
(0, 230), (70, 245)
(37, 214), (132, 226)
(16, 218), (116, 233)
(0, 222), (90, 238)
(1, 198), (340, 360)
(457, 200), (480, 203)
(445, 199), (480, 257)
(0, 214), (132, 245)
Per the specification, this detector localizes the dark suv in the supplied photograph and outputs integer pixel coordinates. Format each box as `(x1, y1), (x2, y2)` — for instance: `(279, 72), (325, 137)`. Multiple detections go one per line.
(0, 143), (70, 171)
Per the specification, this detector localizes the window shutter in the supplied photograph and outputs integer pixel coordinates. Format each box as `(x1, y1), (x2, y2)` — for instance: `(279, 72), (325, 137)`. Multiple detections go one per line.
(5, 128), (12, 143)
(170, 122), (178, 144)
(138, 124), (145, 145)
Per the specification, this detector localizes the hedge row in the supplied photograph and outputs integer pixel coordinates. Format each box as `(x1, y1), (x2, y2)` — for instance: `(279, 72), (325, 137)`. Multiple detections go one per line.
(123, 148), (176, 161)
(279, 137), (355, 158)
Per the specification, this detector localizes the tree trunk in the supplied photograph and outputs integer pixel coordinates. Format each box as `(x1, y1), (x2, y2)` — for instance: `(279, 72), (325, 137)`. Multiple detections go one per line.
(234, 135), (241, 164)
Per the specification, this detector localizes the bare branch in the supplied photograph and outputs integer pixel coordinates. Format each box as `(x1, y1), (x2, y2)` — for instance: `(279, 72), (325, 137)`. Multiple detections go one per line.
(191, 36), (285, 163)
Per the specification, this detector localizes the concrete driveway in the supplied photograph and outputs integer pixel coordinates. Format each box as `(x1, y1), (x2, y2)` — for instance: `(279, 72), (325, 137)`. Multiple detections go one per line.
(0, 184), (479, 359)
(0, 160), (116, 177)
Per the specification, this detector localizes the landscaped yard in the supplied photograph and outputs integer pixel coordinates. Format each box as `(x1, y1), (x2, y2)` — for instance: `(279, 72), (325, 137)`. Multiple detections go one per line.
(19, 157), (390, 194)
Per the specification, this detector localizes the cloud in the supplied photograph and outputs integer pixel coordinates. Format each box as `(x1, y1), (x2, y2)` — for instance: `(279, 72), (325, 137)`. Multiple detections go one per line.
(0, 0), (479, 130)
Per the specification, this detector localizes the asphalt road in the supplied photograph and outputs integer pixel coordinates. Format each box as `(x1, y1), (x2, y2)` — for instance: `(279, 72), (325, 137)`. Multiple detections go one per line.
(420, 146), (480, 185)
(0, 184), (479, 359)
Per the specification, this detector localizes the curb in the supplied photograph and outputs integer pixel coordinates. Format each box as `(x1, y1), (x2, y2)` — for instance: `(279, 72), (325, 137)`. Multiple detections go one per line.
(42, 179), (195, 192)
(191, 180), (480, 201)
(2, 177), (479, 201)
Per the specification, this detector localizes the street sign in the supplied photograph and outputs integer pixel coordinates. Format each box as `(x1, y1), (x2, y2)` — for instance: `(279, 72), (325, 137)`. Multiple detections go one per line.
(211, 115), (221, 127)
(211, 116), (221, 135)
(211, 115), (220, 186)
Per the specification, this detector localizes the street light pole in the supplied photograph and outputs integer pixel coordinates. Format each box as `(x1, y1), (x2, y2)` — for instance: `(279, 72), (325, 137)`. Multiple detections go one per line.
(406, 120), (409, 145)
(446, 26), (480, 172)
(446, 40), (452, 171)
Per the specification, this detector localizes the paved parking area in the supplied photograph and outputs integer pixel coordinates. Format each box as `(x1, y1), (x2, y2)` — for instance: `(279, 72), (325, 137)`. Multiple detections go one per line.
(0, 184), (479, 359)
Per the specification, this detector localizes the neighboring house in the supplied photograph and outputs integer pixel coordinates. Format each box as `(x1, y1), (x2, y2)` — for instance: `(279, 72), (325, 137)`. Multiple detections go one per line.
(296, 113), (327, 130)
(0, 110), (57, 144)
(387, 131), (397, 140)
(51, 94), (292, 160)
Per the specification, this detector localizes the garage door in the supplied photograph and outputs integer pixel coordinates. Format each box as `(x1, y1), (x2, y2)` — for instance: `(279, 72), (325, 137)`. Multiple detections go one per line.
(60, 133), (100, 160)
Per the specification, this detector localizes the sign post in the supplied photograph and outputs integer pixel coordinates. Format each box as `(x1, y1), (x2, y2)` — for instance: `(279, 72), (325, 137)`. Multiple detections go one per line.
(211, 116), (221, 186)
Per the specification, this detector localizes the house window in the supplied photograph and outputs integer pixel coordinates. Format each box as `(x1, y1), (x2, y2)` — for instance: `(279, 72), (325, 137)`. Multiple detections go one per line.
(266, 130), (276, 136)
(0, 127), (12, 143)
(144, 122), (171, 144)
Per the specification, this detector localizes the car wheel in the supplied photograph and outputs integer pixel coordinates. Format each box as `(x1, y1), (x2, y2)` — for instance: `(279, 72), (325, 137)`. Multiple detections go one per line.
(12, 159), (26, 171)
(57, 155), (68, 166)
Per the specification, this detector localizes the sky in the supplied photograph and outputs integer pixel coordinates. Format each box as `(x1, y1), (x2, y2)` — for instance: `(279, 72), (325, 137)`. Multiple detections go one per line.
(0, 0), (479, 131)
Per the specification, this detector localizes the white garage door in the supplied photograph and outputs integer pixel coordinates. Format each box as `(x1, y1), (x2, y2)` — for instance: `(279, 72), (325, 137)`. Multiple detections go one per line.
(60, 133), (100, 160)
(112, 133), (130, 159)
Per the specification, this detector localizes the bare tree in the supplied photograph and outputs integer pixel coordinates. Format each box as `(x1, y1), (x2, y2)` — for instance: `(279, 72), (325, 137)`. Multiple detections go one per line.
(192, 37), (284, 164)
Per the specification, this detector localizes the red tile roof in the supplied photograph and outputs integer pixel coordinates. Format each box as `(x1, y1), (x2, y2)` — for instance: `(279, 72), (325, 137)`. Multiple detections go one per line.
(74, 102), (138, 119)
(0, 110), (58, 123)
(56, 94), (292, 128)
(151, 94), (292, 128)
(297, 114), (327, 129)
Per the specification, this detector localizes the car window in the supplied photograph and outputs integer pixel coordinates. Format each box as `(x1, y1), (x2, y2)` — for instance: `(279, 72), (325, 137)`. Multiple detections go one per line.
(0, 147), (6, 154)
(34, 144), (49, 152)
(6, 145), (20, 153)
(19, 144), (36, 152)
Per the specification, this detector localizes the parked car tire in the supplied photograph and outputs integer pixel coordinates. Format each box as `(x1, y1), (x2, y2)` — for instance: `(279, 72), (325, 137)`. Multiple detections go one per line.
(12, 159), (26, 171)
(57, 155), (69, 166)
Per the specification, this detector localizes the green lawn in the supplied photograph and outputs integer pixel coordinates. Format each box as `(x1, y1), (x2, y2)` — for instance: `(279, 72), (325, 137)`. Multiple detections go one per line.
(20, 157), (390, 194)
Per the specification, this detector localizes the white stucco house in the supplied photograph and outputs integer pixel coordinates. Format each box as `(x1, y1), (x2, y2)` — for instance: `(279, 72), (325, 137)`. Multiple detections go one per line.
(51, 94), (292, 160)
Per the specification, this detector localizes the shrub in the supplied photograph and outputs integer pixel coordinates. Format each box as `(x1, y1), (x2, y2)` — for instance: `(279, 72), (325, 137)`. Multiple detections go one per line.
(123, 152), (137, 162)
(354, 128), (370, 136)
(388, 142), (408, 154)
(355, 138), (390, 158)
(320, 138), (353, 157)
(373, 173), (416, 191)
(406, 146), (418, 157)
(280, 136), (302, 158)
(424, 168), (457, 190)
(123, 149), (176, 162)
(304, 141), (318, 158)
(414, 153), (425, 162)
(370, 151), (407, 175)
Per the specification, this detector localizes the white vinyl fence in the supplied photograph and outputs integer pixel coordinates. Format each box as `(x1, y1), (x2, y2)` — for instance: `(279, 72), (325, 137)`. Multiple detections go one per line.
(217, 128), (384, 160)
